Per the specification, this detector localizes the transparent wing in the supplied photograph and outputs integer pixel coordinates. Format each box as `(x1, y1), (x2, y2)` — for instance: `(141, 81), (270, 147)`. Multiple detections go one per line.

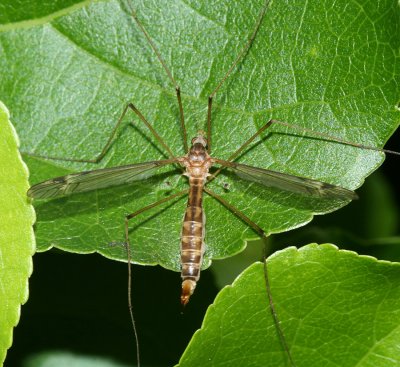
(28, 159), (178, 199)
(215, 159), (357, 200)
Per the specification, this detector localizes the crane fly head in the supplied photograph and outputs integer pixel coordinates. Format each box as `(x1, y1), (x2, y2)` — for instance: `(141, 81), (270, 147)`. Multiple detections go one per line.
(191, 130), (208, 148)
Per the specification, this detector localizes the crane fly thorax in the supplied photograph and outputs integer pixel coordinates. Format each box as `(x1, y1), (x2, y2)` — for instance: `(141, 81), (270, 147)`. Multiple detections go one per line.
(179, 135), (214, 179)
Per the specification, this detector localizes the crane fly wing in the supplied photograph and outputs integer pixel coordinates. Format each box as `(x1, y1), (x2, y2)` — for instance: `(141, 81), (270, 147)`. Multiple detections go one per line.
(28, 159), (178, 199)
(214, 159), (357, 200)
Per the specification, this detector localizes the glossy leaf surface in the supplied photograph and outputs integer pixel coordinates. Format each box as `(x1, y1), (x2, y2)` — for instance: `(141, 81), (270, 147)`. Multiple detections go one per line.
(0, 0), (399, 270)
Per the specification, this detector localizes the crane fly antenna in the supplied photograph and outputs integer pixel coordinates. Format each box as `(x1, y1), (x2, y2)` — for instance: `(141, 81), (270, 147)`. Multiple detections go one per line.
(123, 0), (188, 153)
(206, 0), (271, 153)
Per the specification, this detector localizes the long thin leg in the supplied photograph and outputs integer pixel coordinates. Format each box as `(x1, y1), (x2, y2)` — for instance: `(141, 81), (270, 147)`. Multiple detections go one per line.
(125, 189), (188, 223)
(209, 114), (400, 183)
(208, 119), (274, 181)
(123, 189), (188, 367)
(23, 103), (133, 163)
(124, 2), (188, 153)
(124, 239), (140, 367)
(127, 103), (177, 159)
(176, 87), (188, 153)
(203, 187), (296, 366)
(24, 102), (178, 163)
(206, 0), (271, 153)
(261, 238), (296, 367)
(267, 119), (400, 156)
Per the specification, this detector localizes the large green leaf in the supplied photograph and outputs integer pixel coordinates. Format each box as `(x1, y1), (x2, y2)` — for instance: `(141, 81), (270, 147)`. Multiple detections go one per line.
(0, 102), (35, 364)
(179, 244), (400, 367)
(0, 0), (399, 271)
(0, 0), (87, 26)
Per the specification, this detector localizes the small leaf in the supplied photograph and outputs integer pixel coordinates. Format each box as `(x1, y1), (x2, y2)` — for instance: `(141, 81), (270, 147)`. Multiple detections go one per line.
(178, 244), (400, 367)
(0, 0), (399, 270)
(0, 102), (35, 364)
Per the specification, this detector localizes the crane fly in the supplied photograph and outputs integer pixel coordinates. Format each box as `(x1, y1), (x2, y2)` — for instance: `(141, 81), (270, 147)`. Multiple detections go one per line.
(25, 0), (400, 365)
(27, 124), (357, 301)
(26, 0), (360, 304)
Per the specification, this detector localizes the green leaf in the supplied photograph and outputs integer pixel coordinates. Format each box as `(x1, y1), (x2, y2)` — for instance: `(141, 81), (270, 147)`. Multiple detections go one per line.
(0, 102), (35, 364)
(0, 1), (89, 26)
(179, 244), (400, 367)
(0, 0), (399, 271)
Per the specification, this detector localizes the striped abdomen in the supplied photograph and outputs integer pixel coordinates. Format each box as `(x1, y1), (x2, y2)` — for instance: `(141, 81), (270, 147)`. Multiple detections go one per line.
(180, 176), (206, 305)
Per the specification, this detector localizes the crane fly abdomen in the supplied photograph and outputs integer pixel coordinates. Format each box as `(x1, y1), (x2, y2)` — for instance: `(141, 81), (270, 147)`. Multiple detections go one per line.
(179, 134), (213, 305)
(180, 177), (205, 305)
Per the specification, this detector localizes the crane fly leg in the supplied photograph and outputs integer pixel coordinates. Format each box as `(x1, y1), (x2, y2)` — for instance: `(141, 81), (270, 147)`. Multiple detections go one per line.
(22, 103), (133, 163)
(204, 187), (295, 366)
(22, 101), (178, 164)
(205, 0), (270, 154)
(208, 119), (274, 181)
(124, 2), (188, 153)
(121, 189), (188, 367)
